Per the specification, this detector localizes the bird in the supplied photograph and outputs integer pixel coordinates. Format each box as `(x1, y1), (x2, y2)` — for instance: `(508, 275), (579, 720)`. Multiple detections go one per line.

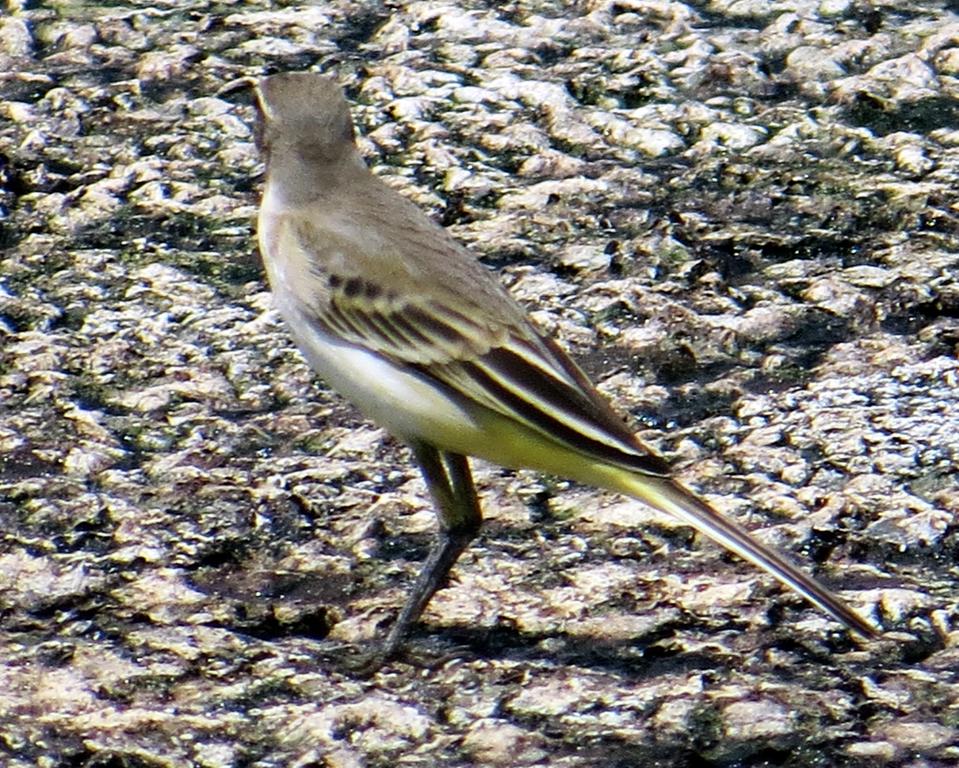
(231, 71), (875, 664)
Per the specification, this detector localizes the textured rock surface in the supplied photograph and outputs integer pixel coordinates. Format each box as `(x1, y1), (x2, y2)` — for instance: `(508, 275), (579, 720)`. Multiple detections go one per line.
(1, 1), (958, 766)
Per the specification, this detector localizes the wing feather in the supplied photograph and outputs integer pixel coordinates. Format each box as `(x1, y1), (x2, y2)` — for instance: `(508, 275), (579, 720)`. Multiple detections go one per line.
(284, 213), (669, 477)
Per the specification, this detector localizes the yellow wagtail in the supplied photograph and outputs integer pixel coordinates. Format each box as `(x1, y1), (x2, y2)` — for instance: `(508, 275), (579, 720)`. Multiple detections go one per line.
(232, 72), (875, 662)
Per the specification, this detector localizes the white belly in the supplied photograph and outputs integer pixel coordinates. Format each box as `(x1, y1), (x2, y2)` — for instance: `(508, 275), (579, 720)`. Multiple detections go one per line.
(280, 300), (487, 451)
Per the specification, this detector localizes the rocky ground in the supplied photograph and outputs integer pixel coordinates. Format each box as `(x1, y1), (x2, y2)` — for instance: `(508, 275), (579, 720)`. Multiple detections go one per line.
(1, 1), (958, 766)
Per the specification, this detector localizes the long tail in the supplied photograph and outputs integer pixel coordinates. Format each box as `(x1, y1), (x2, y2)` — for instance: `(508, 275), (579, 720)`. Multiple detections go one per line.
(606, 471), (876, 636)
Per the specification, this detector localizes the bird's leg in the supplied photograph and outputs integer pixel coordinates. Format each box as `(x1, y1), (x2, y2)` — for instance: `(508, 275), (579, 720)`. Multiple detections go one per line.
(376, 443), (483, 663)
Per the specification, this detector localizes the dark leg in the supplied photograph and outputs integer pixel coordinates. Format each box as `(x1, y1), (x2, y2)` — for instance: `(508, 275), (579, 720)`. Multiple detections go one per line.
(375, 442), (482, 664)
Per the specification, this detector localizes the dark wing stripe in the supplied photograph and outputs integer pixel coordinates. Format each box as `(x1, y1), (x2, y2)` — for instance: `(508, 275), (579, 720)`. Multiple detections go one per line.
(365, 308), (417, 350)
(454, 358), (671, 476)
(404, 305), (471, 350)
(502, 335), (582, 390)
(321, 304), (362, 340)
(540, 335), (623, 414)
(473, 347), (669, 475)
(389, 312), (436, 349)
(328, 302), (398, 349)
(537, 335), (673, 475)
(476, 345), (655, 458)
